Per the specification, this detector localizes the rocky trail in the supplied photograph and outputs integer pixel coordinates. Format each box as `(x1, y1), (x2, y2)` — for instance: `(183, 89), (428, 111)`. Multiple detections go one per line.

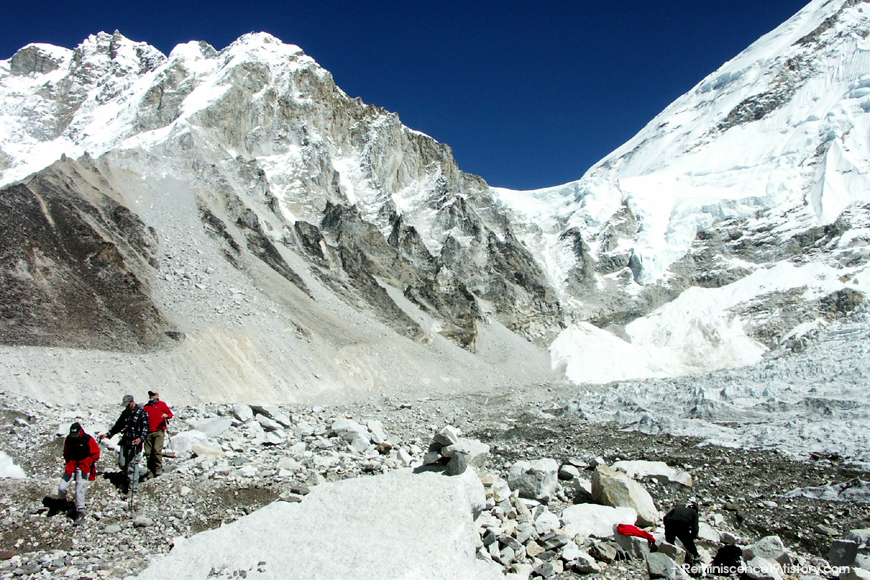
(0, 389), (868, 580)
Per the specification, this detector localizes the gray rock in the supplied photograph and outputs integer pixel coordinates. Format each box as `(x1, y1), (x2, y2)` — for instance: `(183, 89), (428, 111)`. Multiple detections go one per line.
(508, 458), (559, 502)
(432, 425), (461, 447)
(263, 432), (285, 446)
(847, 529), (870, 547)
(539, 531), (570, 551)
(191, 443), (224, 457)
(446, 452), (467, 476)
(657, 541), (687, 565)
(560, 503), (637, 539)
(366, 420), (389, 445)
(331, 418), (371, 444)
(249, 403), (280, 419)
(648, 551), (691, 580)
(170, 430), (214, 458)
(195, 417), (233, 438)
(497, 546), (516, 566)
(590, 540), (619, 563)
(559, 464), (581, 481)
(840, 568), (870, 580)
(612, 460), (693, 487)
(257, 414), (282, 432)
(743, 557), (784, 580)
(533, 561), (557, 578)
(591, 465), (659, 527)
(744, 536), (791, 566)
(830, 540), (860, 566)
(534, 509), (561, 535)
(294, 423), (316, 438)
(564, 546), (601, 574)
(515, 522), (535, 545)
(614, 532), (652, 560)
(815, 524), (839, 537)
(232, 404), (254, 423)
(442, 438), (490, 468)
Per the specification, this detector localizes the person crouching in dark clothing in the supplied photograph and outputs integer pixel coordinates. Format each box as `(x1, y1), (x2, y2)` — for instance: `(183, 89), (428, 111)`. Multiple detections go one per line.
(664, 502), (701, 563)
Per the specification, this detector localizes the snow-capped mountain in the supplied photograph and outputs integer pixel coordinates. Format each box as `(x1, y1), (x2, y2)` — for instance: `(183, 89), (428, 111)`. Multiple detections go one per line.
(1, 0), (869, 404)
(495, 0), (870, 383)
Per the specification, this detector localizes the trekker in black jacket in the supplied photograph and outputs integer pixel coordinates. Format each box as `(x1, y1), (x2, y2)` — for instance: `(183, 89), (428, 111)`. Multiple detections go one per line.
(664, 502), (701, 564)
(100, 394), (149, 493)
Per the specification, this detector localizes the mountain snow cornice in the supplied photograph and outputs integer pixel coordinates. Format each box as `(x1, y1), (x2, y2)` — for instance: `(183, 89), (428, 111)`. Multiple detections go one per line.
(1, 2), (870, 400)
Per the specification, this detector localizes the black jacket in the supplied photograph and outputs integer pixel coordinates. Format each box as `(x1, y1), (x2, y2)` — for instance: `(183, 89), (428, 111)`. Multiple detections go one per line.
(107, 404), (149, 448)
(664, 505), (699, 538)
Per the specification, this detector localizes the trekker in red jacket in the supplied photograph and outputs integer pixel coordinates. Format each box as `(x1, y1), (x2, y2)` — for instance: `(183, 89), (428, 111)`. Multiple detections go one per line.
(58, 422), (100, 525)
(143, 390), (173, 477)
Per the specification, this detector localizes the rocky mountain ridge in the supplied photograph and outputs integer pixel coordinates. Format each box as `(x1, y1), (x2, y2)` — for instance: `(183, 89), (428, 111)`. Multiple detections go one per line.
(1, 2), (870, 400)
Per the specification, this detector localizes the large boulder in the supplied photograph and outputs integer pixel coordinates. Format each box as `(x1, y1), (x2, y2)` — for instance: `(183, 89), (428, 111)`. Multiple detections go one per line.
(647, 551), (691, 580)
(744, 536), (791, 566)
(591, 465), (660, 526)
(170, 430), (214, 458)
(612, 460), (692, 487)
(129, 468), (500, 580)
(508, 458), (559, 502)
(829, 540), (859, 567)
(614, 533), (652, 559)
(193, 417), (233, 438)
(560, 504), (638, 539)
(232, 404), (254, 423)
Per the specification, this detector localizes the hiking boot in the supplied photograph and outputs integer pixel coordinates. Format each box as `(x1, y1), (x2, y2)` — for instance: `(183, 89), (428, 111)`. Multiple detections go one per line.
(73, 512), (85, 526)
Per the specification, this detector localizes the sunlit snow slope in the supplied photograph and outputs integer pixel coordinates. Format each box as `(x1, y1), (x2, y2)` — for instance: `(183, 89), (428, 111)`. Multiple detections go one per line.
(495, 0), (870, 383)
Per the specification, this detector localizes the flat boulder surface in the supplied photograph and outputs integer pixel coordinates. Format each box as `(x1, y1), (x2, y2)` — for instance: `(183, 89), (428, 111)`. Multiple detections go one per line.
(132, 468), (501, 580)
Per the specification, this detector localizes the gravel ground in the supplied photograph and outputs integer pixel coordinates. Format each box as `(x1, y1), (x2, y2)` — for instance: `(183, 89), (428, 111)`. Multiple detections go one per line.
(1, 389), (866, 579)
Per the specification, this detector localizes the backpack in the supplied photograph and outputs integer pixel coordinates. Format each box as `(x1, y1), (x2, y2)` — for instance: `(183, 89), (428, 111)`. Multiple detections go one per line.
(711, 545), (743, 575)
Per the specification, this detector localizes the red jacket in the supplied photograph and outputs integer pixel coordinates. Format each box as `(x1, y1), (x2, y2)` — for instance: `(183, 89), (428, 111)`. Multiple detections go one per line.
(144, 399), (173, 432)
(63, 432), (101, 480)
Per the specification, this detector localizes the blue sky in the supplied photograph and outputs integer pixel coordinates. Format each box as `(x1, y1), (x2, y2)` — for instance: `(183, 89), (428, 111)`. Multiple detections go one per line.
(4, 1), (809, 190)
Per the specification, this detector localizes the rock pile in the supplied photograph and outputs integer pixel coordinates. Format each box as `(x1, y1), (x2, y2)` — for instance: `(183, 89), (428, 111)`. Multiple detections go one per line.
(1, 393), (869, 580)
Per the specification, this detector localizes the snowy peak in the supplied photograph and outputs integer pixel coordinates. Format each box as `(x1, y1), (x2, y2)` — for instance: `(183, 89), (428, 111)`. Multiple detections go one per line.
(493, 0), (870, 383)
(7, 43), (71, 76)
(0, 29), (564, 399)
(2, 4), (870, 400)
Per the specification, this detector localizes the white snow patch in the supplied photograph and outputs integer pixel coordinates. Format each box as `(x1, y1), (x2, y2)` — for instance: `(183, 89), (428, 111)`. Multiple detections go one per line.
(0, 451), (25, 479)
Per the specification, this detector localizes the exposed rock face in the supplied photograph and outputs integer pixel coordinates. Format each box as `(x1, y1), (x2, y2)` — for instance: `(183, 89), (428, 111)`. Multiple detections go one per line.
(0, 156), (175, 351)
(0, 31), (564, 358)
(3, 1), (870, 391)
